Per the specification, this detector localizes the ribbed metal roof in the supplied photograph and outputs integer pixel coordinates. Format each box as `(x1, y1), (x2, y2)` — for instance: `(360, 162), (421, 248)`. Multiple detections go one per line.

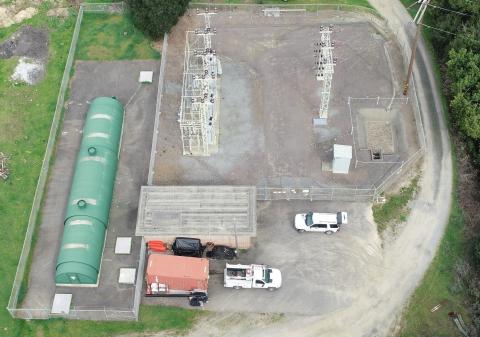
(135, 186), (256, 237)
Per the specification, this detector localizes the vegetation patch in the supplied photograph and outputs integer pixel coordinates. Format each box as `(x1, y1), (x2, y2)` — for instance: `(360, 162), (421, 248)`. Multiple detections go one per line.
(397, 1), (480, 336)
(373, 176), (419, 235)
(398, 166), (470, 336)
(17, 306), (201, 337)
(76, 13), (160, 60)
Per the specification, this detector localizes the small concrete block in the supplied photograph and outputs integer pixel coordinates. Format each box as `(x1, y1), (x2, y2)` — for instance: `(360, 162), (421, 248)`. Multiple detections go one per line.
(139, 71), (153, 83)
(115, 237), (132, 254)
(313, 118), (327, 126)
(51, 293), (72, 314)
(119, 268), (136, 285)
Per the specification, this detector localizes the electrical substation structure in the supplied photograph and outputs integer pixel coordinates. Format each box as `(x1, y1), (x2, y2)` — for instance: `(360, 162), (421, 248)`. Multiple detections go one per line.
(314, 25), (336, 124)
(179, 8), (222, 156)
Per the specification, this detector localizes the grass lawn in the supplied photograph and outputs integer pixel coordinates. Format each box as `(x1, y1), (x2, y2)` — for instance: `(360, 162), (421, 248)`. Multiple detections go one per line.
(76, 13), (160, 60)
(373, 176), (419, 235)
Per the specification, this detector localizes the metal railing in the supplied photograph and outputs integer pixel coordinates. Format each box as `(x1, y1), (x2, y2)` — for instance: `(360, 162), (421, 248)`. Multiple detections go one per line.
(82, 2), (125, 13)
(191, 2), (381, 18)
(7, 2), (139, 321)
(257, 186), (376, 202)
(7, 1), (427, 320)
(147, 34), (168, 186)
(7, 4), (85, 317)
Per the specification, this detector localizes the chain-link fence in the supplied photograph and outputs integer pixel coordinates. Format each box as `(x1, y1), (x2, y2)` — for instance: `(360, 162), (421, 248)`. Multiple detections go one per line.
(191, 2), (381, 18)
(147, 34), (168, 186)
(82, 2), (125, 13)
(7, 3), (85, 319)
(257, 186), (376, 202)
(8, 1), (427, 320)
(7, 2), (140, 321)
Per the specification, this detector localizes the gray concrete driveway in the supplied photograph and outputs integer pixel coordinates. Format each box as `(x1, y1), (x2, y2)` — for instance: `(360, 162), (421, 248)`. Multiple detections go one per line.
(147, 200), (382, 316)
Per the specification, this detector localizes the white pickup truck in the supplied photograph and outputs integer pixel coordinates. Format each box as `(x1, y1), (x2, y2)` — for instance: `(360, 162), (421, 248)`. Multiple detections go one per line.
(224, 263), (282, 291)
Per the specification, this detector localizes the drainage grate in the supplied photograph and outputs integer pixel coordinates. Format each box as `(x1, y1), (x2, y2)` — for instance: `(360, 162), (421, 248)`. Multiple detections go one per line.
(371, 149), (383, 161)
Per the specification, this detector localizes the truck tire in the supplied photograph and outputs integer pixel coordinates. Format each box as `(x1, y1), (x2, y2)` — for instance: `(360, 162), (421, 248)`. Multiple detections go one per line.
(297, 229), (305, 233)
(325, 230), (333, 235)
(268, 287), (276, 291)
(234, 286), (241, 290)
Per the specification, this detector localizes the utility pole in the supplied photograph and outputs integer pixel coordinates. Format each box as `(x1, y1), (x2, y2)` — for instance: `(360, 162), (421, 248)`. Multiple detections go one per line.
(403, 0), (430, 96)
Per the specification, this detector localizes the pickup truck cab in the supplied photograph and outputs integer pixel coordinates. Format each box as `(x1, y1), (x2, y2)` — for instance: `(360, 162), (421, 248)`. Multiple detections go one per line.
(294, 211), (348, 234)
(224, 264), (282, 291)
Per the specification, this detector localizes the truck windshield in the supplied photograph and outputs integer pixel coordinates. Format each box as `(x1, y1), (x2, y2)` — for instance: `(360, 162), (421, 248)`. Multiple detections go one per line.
(306, 212), (313, 226)
(264, 269), (272, 283)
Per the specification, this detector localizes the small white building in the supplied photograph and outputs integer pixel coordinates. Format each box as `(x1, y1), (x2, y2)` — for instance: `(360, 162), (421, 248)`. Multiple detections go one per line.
(332, 144), (352, 174)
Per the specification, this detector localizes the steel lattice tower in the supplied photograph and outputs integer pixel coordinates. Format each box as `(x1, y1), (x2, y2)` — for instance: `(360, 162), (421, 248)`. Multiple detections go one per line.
(179, 8), (221, 156)
(314, 25), (336, 122)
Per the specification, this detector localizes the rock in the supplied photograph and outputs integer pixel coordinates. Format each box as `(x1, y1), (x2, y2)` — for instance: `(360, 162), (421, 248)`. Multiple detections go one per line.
(0, 6), (38, 28)
(11, 57), (45, 85)
(0, 7), (15, 28)
(13, 7), (37, 24)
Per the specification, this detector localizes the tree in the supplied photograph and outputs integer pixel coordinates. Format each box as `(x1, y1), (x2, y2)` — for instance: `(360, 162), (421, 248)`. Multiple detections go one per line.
(127, 0), (190, 39)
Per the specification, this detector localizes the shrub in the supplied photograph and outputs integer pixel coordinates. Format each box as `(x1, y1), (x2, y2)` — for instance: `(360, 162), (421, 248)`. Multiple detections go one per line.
(126, 0), (190, 39)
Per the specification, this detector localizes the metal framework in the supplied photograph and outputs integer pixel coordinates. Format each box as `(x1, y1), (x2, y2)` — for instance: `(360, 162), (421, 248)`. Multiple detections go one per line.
(179, 8), (221, 156)
(314, 25), (336, 121)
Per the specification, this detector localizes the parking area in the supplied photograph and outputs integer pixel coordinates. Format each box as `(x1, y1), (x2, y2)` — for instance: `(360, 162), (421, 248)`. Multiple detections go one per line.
(21, 60), (158, 315)
(153, 10), (419, 189)
(146, 200), (383, 315)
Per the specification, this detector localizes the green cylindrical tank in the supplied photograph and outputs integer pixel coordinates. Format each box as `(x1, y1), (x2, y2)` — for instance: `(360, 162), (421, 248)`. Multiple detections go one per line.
(55, 216), (106, 284)
(55, 97), (124, 285)
(64, 145), (118, 227)
(81, 97), (124, 155)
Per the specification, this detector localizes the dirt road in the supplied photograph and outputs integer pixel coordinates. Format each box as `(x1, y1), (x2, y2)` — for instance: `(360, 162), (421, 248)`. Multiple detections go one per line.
(129, 2), (453, 336)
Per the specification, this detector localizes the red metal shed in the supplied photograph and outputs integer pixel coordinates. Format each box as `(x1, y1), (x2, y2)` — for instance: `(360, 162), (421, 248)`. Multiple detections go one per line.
(146, 254), (209, 292)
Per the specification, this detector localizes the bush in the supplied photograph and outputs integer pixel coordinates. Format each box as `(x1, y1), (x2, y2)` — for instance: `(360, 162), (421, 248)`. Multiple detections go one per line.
(126, 0), (190, 39)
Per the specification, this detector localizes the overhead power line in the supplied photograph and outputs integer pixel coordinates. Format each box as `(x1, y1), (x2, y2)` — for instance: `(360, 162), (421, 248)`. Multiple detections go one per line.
(420, 23), (457, 36)
(427, 3), (469, 16)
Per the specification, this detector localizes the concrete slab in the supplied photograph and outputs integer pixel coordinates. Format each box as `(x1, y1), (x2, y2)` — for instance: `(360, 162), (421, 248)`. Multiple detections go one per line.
(115, 237), (132, 255)
(51, 294), (72, 314)
(118, 268), (136, 285)
(139, 71), (153, 83)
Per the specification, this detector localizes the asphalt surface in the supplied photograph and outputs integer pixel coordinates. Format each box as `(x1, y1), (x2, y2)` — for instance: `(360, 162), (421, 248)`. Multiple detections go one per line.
(22, 60), (159, 316)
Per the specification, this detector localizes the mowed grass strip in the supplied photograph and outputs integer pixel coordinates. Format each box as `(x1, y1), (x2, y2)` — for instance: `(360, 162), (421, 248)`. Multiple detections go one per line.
(76, 13), (160, 60)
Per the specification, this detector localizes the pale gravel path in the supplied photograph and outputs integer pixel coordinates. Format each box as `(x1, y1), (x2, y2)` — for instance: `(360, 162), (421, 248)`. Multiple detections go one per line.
(124, 2), (453, 336)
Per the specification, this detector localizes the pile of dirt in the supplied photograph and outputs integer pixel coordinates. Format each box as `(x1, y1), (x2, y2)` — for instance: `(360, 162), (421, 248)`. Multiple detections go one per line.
(0, 6), (37, 28)
(0, 25), (48, 59)
(0, 25), (49, 85)
(47, 8), (69, 18)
